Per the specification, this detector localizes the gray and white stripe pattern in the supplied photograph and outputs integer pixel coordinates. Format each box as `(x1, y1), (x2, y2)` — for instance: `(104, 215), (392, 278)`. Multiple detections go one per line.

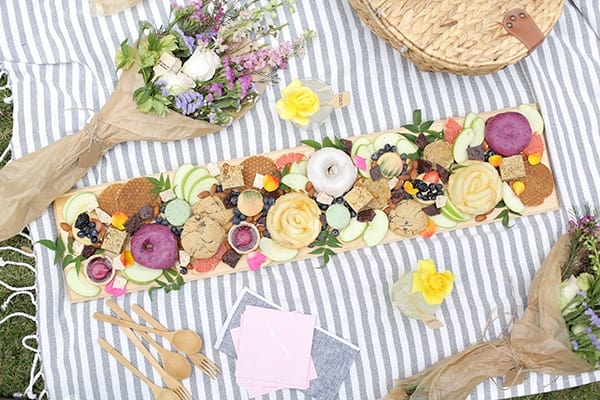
(2, 0), (600, 398)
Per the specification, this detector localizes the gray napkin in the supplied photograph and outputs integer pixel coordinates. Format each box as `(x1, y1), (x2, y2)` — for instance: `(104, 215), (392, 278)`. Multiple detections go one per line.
(214, 288), (360, 400)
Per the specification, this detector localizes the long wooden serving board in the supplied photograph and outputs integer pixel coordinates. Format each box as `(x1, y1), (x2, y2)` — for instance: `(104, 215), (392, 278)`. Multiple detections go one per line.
(53, 105), (559, 302)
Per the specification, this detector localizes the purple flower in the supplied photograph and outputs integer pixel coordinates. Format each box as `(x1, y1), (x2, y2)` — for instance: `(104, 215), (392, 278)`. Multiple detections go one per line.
(205, 82), (223, 97)
(585, 308), (600, 328)
(155, 80), (169, 97)
(578, 290), (588, 299)
(571, 339), (579, 351)
(239, 74), (253, 99)
(174, 91), (204, 116)
(172, 25), (196, 54)
(590, 335), (600, 351)
(208, 112), (216, 124)
(585, 327), (593, 334)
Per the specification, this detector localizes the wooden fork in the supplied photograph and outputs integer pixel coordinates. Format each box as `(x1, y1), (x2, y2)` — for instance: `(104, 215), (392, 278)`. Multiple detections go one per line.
(132, 304), (222, 379)
(98, 338), (190, 400)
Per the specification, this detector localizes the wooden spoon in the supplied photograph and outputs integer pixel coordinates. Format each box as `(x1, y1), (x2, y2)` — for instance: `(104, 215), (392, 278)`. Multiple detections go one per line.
(94, 312), (202, 354)
(98, 338), (180, 400)
(105, 300), (192, 380)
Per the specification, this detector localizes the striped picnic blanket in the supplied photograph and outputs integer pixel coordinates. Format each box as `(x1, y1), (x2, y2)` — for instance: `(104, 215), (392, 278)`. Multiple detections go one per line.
(1, 0), (599, 398)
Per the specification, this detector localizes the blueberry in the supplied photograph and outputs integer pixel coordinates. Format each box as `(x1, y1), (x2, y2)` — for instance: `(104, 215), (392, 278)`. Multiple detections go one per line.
(231, 196), (238, 205)
(308, 243), (315, 248)
(232, 217), (240, 225)
(331, 229), (339, 236)
(180, 267), (188, 275)
(335, 197), (344, 204)
(416, 193), (423, 199)
(91, 236), (98, 243)
(391, 145), (397, 152)
(91, 229), (98, 235)
(429, 183), (436, 189)
(268, 197), (275, 205)
(77, 230), (85, 238)
(159, 205), (166, 213)
(318, 232), (326, 241)
(436, 184), (443, 190)
(239, 215), (247, 221)
(404, 193), (412, 199)
(319, 203), (329, 211)
(155, 216), (163, 223)
(263, 231), (270, 238)
(350, 209), (357, 217)
(216, 185), (223, 193)
(400, 153), (407, 160)
(371, 153), (379, 161)
(384, 144), (391, 151)
(88, 221), (96, 228)
(377, 149), (384, 155)
(161, 220), (169, 226)
(233, 208), (241, 216)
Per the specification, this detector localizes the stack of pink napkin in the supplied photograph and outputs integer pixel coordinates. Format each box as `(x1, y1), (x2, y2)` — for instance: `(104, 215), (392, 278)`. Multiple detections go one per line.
(231, 305), (318, 398)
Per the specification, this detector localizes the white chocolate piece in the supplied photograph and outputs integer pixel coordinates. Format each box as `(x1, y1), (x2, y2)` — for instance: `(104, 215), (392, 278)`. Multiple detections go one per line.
(95, 208), (112, 224)
(87, 196), (99, 211)
(112, 255), (125, 270)
(435, 195), (448, 208)
(112, 276), (128, 290)
(179, 250), (191, 267)
(387, 177), (399, 189)
(315, 192), (334, 205)
(253, 173), (265, 189)
(207, 162), (221, 177)
(159, 188), (176, 202)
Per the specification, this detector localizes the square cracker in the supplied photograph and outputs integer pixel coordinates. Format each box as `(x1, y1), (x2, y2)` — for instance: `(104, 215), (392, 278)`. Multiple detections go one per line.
(500, 155), (526, 181)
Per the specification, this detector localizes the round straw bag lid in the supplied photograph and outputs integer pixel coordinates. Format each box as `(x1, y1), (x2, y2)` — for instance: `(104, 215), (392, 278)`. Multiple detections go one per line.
(348, 0), (564, 75)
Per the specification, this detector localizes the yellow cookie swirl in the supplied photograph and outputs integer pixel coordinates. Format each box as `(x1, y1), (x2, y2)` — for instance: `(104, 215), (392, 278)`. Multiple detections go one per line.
(266, 192), (322, 249)
(447, 160), (503, 215)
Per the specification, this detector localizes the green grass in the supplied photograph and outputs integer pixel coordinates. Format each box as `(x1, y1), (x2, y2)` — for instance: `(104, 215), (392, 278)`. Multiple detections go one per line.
(0, 70), (598, 399)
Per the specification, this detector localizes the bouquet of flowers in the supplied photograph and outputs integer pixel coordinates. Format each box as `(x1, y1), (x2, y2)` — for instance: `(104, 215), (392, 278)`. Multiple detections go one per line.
(385, 208), (598, 400)
(0, 0), (314, 241)
(115, 0), (315, 124)
(560, 206), (600, 366)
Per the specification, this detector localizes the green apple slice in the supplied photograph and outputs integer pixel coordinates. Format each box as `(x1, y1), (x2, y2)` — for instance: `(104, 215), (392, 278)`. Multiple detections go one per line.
(518, 104), (544, 134)
(289, 160), (308, 176)
(181, 167), (210, 200)
(363, 210), (389, 247)
(122, 263), (163, 285)
(441, 197), (472, 222)
(373, 132), (401, 151)
(463, 112), (478, 128)
(187, 176), (219, 205)
(355, 144), (374, 178)
(395, 137), (418, 156)
(65, 267), (101, 297)
(173, 164), (195, 199)
(281, 173), (309, 192)
(502, 182), (525, 214)
(470, 117), (485, 146)
(339, 217), (367, 243)
(63, 192), (97, 224)
(430, 213), (458, 229)
(259, 237), (298, 262)
(452, 128), (474, 163)
(351, 137), (372, 157)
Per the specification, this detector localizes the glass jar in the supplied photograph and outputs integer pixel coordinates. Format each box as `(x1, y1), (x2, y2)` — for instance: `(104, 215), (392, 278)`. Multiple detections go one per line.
(390, 271), (439, 320)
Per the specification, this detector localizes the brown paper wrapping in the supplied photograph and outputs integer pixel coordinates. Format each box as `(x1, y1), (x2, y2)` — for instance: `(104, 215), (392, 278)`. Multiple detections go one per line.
(0, 67), (261, 241)
(90, 0), (142, 17)
(385, 234), (596, 400)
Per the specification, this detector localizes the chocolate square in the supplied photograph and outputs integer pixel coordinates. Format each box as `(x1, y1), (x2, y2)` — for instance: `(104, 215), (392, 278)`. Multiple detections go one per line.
(222, 248), (241, 268)
(467, 145), (485, 161)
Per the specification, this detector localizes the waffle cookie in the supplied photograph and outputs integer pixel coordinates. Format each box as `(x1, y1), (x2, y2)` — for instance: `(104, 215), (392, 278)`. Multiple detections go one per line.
(241, 156), (278, 187)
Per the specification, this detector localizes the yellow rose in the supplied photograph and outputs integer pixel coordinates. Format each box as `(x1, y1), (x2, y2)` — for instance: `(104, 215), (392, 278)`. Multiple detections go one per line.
(275, 79), (320, 126)
(412, 259), (455, 305)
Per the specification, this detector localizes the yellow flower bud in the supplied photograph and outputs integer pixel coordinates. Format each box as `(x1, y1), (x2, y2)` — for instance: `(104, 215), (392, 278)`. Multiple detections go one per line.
(411, 259), (455, 305)
(275, 79), (320, 126)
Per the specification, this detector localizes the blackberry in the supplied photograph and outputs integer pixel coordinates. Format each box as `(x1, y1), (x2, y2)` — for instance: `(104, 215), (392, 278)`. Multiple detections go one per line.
(75, 212), (90, 229)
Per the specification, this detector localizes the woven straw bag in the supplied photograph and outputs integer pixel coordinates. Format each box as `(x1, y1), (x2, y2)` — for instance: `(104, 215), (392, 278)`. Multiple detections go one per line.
(348, 0), (564, 75)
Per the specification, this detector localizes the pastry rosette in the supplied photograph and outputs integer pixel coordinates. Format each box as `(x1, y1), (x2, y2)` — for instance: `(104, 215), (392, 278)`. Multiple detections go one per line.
(447, 160), (503, 215)
(266, 192), (322, 249)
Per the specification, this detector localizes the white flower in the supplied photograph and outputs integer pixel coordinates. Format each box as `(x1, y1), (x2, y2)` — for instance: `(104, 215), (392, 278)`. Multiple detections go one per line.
(181, 48), (220, 82)
(160, 72), (195, 96)
(560, 275), (580, 312)
(577, 272), (594, 293)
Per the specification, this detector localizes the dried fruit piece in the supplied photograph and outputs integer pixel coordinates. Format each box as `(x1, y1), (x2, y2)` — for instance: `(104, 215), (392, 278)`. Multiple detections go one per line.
(528, 153), (542, 166)
(522, 133), (544, 156)
(111, 211), (129, 230)
(263, 175), (280, 192)
(512, 181), (525, 196)
(488, 154), (503, 167)
(443, 117), (462, 144)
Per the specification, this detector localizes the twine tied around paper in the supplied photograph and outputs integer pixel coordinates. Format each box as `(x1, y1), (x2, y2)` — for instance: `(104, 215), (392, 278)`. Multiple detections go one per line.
(76, 113), (112, 168)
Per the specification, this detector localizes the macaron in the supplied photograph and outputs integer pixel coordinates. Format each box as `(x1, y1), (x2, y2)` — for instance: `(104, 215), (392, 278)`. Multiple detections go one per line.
(165, 199), (192, 226)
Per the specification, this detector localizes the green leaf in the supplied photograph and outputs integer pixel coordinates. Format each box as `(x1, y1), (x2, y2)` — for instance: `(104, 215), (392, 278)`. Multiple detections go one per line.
(148, 287), (158, 299)
(176, 275), (185, 285)
(399, 133), (417, 143)
(37, 239), (56, 251)
(67, 237), (74, 254)
(334, 136), (346, 150)
(421, 120), (433, 131)
(413, 109), (422, 126)
(54, 237), (66, 265)
(62, 254), (74, 269)
(402, 124), (420, 134)
(322, 136), (335, 148)
(496, 200), (506, 208)
(157, 280), (168, 288)
(301, 139), (322, 150)
(146, 177), (160, 185)
(309, 247), (326, 255)
(75, 258), (82, 275)
(425, 129), (444, 140)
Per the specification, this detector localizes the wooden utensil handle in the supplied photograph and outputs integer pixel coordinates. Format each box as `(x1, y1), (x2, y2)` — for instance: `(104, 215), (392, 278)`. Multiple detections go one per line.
(94, 312), (166, 335)
(98, 338), (155, 388)
(105, 300), (166, 355)
(132, 304), (169, 331)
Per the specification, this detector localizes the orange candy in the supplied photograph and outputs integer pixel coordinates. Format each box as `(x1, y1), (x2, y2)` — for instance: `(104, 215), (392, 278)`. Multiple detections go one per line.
(528, 153), (542, 166)
(512, 181), (525, 196)
(403, 181), (418, 195)
(120, 250), (135, 267)
(488, 155), (503, 167)
(111, 211), (128, 230)
(263, 174), (280, 192)
(419, 218), (437, 238)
